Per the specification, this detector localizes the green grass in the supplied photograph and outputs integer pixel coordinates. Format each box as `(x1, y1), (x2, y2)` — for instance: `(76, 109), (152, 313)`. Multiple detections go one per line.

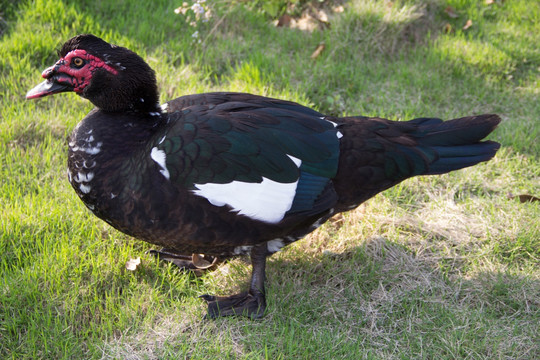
(1, 0), (539, 359)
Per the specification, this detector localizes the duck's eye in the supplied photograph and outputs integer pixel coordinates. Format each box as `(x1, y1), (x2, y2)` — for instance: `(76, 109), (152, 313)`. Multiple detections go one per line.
(72, 57), (84, 68)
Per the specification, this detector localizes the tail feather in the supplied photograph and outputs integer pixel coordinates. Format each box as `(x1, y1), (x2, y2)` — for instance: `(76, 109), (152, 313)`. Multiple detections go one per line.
(413, 114), (501, 175)
(428, 141), (501, 174)
(330, 113), (501, 208)
(412, 114), (501, 146)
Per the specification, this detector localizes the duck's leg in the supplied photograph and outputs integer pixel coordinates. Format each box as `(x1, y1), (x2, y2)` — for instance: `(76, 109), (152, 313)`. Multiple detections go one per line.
(201, 244), (267, 319)
(148, 248), (220, 274)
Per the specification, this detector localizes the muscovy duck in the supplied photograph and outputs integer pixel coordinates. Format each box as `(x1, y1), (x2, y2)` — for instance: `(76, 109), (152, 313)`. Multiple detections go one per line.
(26, 34), (501, 319)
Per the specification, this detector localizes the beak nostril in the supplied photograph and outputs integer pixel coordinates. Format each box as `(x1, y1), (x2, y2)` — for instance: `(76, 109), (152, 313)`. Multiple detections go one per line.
(41, 65), (58, 79)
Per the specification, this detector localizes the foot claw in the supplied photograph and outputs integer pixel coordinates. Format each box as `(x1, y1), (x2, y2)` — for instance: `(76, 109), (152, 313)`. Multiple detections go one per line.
(199, 294), (216, 302)
(202, 291), (266, 319)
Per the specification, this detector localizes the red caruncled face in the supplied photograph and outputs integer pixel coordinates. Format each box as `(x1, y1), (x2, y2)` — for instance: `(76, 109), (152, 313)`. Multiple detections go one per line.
(41, 49), (118, 93)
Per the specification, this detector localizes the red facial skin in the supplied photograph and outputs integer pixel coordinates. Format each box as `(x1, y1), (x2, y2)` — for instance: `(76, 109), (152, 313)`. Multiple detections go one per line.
(42, 49), (119, 93)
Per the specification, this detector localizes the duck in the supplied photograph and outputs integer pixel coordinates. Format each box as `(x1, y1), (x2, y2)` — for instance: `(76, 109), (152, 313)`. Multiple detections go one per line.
(26, 34), (501, 319)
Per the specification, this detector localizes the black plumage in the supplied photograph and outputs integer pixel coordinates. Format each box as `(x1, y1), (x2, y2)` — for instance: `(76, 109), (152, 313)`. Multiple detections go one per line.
(27, 34), (501, 319)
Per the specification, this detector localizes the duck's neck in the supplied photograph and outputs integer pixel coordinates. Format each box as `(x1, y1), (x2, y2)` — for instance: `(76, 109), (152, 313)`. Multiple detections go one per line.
(130, 94), (162, 115)
(89, 94), (162, 115)
(83, 69), (161, 115)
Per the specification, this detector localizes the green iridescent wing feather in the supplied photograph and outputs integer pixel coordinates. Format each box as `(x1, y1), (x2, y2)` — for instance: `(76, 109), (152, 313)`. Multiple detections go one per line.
(150, 97), (341, 217)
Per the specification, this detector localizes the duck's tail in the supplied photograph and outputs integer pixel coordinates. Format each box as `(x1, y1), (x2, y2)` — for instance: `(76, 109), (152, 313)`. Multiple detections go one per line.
(411, 114), (501, 175)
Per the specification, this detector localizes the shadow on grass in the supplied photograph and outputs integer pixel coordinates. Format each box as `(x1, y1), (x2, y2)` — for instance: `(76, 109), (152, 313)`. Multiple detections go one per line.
(264, 237), (538, 320)
(159, 236), (537, 358)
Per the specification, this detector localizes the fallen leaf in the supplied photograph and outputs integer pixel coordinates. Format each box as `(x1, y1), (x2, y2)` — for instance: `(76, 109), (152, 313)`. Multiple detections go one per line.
(444, 6), (459, 18)
(311, 43), (326, 59)
(333, 5), (344, 13)
(192, 253), (218, 269)
(485, 0), (494, 4)
(276, 14), (292, 27)
(125, 257), (141, 271)
(146, 250), (220, 276)
(508, 193), (540, 203)
(463, 19), (473, 30)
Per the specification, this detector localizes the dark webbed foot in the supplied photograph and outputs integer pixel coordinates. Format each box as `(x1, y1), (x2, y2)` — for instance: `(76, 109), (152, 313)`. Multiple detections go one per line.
(201, 290), (266, 319)
(148, 248), (219, 275)
(201, 244), (269, 319)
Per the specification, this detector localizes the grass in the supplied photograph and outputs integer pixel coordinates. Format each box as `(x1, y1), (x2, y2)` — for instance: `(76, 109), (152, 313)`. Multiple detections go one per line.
(1, 0), (539, 358)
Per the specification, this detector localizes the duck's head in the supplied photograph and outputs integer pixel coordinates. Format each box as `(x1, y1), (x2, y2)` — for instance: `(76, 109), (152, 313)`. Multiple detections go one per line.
(26, 34), (160, 113)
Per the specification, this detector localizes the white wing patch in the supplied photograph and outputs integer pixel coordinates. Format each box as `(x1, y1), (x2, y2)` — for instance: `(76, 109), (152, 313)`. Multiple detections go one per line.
(192, 154), (302, 223)
(193, 177), (299, 223)
(150, 147), (170, 180)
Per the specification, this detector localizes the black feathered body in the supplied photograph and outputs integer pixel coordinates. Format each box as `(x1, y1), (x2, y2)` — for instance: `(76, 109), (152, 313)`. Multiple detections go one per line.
(67, 92), (500, 256)
(68, 93), (338, 255)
